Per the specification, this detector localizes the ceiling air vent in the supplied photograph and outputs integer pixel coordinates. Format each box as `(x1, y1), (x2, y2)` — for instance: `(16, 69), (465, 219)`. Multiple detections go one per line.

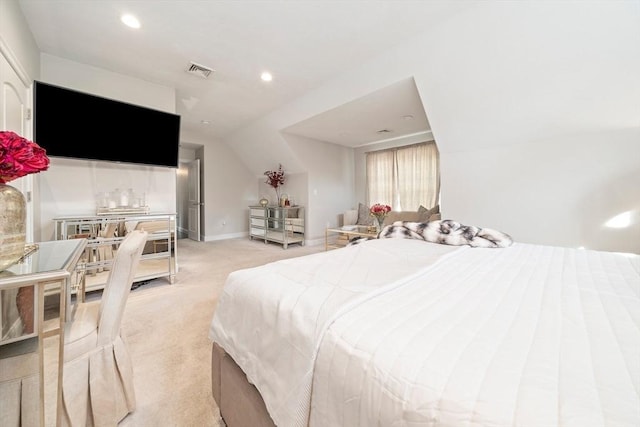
(186, 61), (214, 78)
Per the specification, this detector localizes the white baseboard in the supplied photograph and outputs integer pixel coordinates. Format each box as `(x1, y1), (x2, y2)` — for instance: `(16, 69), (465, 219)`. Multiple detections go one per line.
(200, 232), (325, 247)
(304, 237), (325, 247)
(203, 231), (248, 242)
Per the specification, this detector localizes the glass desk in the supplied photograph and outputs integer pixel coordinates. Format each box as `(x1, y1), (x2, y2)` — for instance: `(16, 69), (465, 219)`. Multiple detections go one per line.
(0, 239), (87, 427)
(325, 226), (378, 250)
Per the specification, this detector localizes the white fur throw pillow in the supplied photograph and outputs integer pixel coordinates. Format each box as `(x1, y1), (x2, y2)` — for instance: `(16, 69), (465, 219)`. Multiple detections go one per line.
(379, 220), (513, 248)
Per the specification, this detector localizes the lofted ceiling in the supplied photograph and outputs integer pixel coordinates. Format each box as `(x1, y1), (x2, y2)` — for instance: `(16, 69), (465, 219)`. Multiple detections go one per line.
(283, 77), (430, 147)
(17, 1), (474, 146)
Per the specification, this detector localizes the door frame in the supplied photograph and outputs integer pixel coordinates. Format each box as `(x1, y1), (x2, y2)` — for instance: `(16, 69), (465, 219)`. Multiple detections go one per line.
(187, 159), (202, 241)
(0, 41), (35, 242)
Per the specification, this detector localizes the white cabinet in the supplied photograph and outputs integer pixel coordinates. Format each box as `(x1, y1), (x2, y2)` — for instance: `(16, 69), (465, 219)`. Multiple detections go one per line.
(249, 206), (304, 249)
(53, 213), (177, 295)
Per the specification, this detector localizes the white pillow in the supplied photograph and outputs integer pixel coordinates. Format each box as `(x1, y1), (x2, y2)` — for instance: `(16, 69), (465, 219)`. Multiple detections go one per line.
(343, 209), (358, 226)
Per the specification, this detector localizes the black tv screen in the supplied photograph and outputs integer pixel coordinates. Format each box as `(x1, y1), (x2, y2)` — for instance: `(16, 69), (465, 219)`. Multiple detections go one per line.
(33, 81), (181, 168)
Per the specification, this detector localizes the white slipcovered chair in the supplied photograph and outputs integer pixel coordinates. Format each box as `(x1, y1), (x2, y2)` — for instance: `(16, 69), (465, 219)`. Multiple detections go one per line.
(61, 230), (148, 426)
(94, 222), (118, 272)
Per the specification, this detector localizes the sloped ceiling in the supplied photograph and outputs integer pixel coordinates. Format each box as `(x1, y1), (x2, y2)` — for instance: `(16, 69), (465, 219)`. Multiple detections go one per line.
(283, 77), (430, 147)
(17, 0), (475, 145)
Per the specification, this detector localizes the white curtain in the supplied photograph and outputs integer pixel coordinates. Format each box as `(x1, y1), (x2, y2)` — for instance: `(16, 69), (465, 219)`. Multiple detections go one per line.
(366, 142), (440, 211)
(366, 149), (395, 207)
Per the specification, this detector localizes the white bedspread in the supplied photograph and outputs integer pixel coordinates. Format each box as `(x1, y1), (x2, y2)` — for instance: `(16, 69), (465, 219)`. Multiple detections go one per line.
(208, 238), (461, 427)
(209, 239), (640, 427)
(310, 243), (640, 427)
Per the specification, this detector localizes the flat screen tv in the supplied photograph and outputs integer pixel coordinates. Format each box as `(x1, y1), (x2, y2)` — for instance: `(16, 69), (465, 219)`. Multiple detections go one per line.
(33, 80), (181, 168)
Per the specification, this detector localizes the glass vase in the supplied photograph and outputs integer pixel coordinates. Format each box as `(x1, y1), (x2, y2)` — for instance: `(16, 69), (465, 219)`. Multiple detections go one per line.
(375, 216), (385, 233)
(0, 183), (26, 271)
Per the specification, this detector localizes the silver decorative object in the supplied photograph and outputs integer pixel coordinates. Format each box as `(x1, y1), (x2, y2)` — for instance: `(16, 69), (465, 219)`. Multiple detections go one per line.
(0, 183), (26, 271)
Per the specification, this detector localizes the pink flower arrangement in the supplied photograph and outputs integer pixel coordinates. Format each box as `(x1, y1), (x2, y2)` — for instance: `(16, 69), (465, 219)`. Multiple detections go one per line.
(370, 203), (391, 230)
(370, 203), (391, 219)
(0, 131), (50, 184)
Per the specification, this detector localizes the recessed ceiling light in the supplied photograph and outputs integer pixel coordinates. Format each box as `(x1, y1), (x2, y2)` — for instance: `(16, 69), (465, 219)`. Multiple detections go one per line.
(402, 115), (414, 120)
(121, 14), (141, 29)
(200, 120), (211, 125)
(261, 72), (273, 82)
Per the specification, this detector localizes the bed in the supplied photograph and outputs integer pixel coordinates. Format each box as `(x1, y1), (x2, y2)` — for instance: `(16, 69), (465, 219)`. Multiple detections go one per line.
(208, 235), (640, 427)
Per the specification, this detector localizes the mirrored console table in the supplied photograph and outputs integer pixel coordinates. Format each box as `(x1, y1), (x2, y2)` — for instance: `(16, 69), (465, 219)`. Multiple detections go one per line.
(249, 205), (305, 249)
(52, 213), (177, 298)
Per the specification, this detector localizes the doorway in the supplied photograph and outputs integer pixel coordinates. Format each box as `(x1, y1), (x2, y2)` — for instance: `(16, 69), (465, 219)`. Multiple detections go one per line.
(177, 144), (204, 241)
(187, 159), (201, 241)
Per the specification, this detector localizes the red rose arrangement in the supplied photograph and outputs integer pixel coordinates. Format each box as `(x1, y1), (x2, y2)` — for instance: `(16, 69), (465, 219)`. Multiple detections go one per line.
(0, 131), (50, 184)
(370, 203), (391, 230)
(370, 203), (391, 219)
(369, 203), (391, 232)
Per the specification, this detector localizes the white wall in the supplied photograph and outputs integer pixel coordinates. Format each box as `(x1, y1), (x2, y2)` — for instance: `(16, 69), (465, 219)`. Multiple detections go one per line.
(36, 54), (178, 241)
(285, 134), (355, 241)
(413, 1), (640, 254)
(179, 127), (257, 242)
(224, 0), (640, 254)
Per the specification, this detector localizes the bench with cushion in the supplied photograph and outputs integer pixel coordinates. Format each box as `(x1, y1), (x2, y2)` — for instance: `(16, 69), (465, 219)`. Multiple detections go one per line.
(343, 203), (441, 228)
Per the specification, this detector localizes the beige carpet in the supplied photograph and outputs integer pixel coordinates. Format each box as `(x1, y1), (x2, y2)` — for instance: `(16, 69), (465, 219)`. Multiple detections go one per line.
(43, 237), (323, 427)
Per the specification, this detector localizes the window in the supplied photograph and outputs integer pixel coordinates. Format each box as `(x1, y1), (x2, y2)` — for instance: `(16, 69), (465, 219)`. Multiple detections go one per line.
(365, 141), (439, 211)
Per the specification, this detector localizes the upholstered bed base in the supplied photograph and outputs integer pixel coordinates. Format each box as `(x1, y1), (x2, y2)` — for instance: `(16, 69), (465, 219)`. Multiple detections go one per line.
(211, 342), (276, 427)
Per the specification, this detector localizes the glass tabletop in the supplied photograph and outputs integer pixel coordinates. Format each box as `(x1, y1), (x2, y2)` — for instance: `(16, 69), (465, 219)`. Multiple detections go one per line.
(0, 239), (86, 286)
